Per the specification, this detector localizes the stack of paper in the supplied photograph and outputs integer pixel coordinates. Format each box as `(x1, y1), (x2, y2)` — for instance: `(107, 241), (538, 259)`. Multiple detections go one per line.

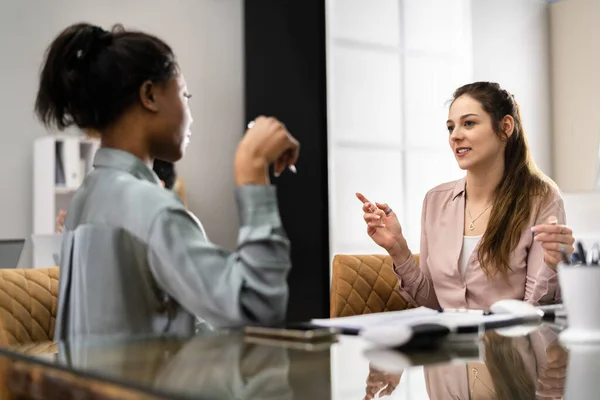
(311, 307), (439, 331)
(311, 307), (523, 332)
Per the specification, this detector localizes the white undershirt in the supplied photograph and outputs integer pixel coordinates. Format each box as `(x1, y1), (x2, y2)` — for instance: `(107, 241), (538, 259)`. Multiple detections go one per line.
(459, 235), (482, 277)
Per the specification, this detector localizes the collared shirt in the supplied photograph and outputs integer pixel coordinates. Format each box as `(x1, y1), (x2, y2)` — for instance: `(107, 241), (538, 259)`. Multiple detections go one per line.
(422, 327), (557, 399)
(55, 148), (291, 340)
(395, 178), (564, 310)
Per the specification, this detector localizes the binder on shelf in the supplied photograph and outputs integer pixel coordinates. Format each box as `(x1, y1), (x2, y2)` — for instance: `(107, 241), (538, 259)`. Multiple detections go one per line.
(35, 135), (100, 235)
(79, 159), (86, 182)
(54, 144), (65, 186)
(61, 138), (82, 189)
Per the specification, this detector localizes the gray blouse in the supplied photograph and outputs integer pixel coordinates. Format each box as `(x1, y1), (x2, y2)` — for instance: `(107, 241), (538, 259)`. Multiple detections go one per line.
(55, 148), (291, 340)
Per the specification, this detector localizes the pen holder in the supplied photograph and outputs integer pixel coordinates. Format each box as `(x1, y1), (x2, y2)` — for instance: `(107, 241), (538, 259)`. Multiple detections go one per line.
(563, 344), (600, 399)
(558, 263), (600, 343)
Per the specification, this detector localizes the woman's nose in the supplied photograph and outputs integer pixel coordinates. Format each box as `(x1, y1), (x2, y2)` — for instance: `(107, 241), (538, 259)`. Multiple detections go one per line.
(450, 127), (463, 141)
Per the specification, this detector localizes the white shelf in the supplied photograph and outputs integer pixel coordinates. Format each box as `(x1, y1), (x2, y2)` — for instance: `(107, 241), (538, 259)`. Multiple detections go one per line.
(34, 135), (100, 236)
(54, 187), (78, 195)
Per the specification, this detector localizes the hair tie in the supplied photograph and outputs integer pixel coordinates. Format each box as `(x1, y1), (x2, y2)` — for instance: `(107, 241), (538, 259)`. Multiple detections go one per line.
(75, 26), (113, 62)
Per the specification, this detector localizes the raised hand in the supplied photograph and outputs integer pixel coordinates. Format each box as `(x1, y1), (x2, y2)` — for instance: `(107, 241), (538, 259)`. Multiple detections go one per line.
(364, 365), (401, 400)
(356, 192), (409, 260)
(235, 116), (300, 185)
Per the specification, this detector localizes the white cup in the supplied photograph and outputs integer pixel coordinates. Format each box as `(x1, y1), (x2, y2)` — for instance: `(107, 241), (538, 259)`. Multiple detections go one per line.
(563, 344), (600, 399)
(558, 263), (600, 343)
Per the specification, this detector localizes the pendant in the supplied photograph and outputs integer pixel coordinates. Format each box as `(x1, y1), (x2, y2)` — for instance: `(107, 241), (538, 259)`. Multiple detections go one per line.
(469, 221), (475, 231)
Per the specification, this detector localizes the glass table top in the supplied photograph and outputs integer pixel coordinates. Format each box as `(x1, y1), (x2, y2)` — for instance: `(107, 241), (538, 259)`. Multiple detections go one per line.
(2, 323), (597, 399)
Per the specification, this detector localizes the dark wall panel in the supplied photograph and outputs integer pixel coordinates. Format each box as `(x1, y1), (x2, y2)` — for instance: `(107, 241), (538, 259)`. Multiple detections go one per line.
(244, 0), (330, 321)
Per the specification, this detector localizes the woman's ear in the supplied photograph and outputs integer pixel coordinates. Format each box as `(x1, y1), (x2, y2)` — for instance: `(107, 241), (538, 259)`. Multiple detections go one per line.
(502, 115), (515, 139)
(160, 180), (165, 188)
(139, 80), (159, 112)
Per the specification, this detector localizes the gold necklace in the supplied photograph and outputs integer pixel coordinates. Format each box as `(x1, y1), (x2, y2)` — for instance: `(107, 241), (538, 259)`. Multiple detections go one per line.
(469, 367), (495, 398)
(467, 203), (492, 231)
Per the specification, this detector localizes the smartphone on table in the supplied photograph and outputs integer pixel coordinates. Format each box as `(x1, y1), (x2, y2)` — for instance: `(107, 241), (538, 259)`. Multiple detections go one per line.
(244, 323), (340, 343)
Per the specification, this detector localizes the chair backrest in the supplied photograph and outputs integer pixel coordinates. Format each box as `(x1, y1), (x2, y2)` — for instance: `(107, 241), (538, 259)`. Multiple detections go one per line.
(330, 254), (419, 318)
(0, 267), (59, 346)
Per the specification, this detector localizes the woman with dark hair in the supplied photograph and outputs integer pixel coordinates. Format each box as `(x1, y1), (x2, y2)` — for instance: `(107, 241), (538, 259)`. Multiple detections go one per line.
(36, 23), (299, 340)
(357, 82), (574, 309)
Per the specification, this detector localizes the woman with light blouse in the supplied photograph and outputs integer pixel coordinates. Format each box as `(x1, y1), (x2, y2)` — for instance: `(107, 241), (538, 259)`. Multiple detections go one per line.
(357, 82), (574, 310)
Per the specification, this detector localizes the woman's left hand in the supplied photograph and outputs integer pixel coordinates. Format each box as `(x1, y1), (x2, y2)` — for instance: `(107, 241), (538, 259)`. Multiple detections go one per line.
(56, 210), (67, 233)
(531, 216), (575, 269)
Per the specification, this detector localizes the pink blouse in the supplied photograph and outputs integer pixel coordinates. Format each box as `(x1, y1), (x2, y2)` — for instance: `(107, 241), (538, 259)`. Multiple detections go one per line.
(395, 178), (564, 310)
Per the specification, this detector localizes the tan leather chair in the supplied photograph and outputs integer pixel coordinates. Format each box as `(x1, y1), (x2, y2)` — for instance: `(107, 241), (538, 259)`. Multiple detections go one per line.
(0, 268), (59, 347)
(330, 254), (419, 318)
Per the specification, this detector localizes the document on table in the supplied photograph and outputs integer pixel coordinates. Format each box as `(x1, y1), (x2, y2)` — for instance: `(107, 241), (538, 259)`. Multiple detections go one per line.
(311, 307), (521, 331)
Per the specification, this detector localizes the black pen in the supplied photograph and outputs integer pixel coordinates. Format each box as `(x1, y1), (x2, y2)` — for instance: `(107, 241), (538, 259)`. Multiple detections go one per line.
(560, 248), (571, 265)
(437, 307), (493, 315)
(589, 243), (600, 265)
(576, 241), (587, 264)
(536, 304), (567, 321)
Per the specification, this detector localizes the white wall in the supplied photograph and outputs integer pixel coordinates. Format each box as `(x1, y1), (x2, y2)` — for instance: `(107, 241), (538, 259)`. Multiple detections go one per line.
(327, 0), (472, 257)
(326, 0), (554, 260)
(562, 192), (600, 248)
(550, 0), (600, 192)
(0, 0), (242, 250)
(471, 0), (553, 176)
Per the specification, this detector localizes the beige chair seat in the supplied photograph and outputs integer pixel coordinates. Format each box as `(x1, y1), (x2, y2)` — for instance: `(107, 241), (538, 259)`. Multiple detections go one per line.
(0, 268), (59, 346)
(330, 254), (419, 318)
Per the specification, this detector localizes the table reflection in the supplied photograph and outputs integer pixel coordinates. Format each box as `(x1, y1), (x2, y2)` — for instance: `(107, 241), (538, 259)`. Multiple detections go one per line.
(362, 327), (567, 400)
(6, 324), (600, 399)
(46, 333), (331, 400)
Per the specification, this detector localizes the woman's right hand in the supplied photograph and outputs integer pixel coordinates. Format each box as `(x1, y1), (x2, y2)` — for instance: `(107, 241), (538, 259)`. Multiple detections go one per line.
(356, 193), (409, 261)
(234, 116), (300, 185)
(364, 365), (401, 400)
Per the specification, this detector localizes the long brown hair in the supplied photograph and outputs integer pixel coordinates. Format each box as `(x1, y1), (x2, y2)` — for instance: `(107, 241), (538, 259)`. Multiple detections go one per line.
(483, 332), (536, 400)
(452, 82), (554, 278)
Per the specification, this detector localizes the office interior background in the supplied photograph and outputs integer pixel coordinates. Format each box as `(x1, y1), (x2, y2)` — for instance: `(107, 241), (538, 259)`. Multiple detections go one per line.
(0, 0), (598, 336)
